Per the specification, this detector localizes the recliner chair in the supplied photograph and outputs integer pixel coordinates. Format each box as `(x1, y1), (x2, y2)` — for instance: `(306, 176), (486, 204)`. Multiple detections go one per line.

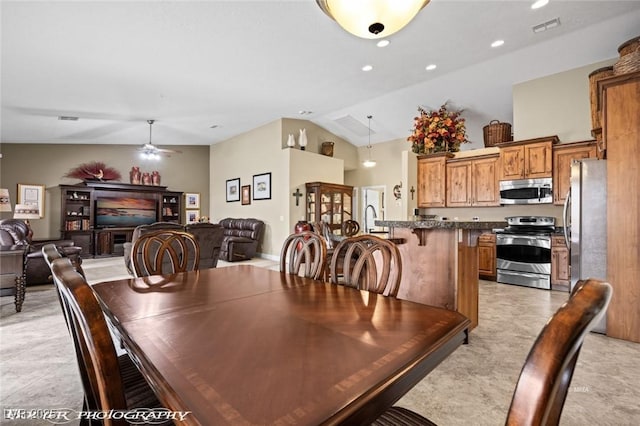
(0, 218), (84, 285)
(218, 218), (265, 262)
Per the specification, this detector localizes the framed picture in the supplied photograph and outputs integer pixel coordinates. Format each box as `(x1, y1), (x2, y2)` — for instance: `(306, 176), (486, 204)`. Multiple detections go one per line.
(186, 210), (200, 224)
(252, 172), (271, 200)
(17, 183), (45, 217)
(185, 192), (200, 209)
(226, 178), (240, 202)
(241, 185), (251, 205)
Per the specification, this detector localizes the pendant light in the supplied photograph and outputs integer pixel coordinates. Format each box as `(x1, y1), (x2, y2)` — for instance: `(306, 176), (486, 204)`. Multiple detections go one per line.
(363, 115), (376, 168)
(316, 0), (430, 39)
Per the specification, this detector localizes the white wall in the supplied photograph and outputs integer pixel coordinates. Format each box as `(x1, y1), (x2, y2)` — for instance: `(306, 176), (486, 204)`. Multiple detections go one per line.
(513, 59), (616, 141)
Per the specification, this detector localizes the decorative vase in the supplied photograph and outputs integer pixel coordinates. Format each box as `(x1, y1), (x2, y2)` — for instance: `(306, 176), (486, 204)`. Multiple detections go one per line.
(299, 128), (308, 151)
(152, 171), (161, 186)
(130, 166), (141, 185)
(321, 141), (334, 157)
(141, 172), (151, 185)
(287, 134), (295, 148)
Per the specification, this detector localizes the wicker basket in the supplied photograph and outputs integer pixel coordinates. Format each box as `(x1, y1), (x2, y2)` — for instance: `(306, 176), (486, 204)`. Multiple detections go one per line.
(588, 66), (614, 129)
(483, 120), (512, 147)
(613, 36), (640, 75)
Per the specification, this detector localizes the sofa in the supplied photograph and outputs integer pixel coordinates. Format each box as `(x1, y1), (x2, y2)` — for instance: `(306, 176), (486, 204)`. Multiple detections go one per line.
(0, 218), (84, 285)
(123, 222), (224, 275)
(218, 218), (265, 262)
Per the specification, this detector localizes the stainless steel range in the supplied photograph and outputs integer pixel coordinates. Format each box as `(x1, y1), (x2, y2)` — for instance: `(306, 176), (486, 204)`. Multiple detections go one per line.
(495, 216), (556, 290)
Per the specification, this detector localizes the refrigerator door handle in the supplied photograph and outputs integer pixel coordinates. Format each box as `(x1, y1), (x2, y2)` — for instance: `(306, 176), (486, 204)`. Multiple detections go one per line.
(563, 188), (571, 248)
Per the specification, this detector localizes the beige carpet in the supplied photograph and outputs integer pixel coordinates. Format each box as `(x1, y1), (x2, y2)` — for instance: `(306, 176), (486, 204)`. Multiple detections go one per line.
(1, 257), (639, 425)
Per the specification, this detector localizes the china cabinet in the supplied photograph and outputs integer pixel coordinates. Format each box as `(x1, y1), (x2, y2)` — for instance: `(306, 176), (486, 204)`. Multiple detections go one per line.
(305, 182), (353, 234)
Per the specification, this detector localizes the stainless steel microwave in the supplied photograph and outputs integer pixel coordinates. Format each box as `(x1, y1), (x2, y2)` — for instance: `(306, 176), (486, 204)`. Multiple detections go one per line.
(499, 178), (553, 204)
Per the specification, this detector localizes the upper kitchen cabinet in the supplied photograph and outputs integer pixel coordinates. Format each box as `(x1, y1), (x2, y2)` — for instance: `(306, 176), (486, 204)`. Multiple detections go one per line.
(552, 140), (597, 205)
(446, 154), (500, 207)
(498, 136), (558, 180)
(417, 153), (453, 208)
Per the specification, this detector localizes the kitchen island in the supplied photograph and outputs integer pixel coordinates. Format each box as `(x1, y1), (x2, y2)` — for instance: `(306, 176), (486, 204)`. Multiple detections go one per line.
(375, 220), (507, 330)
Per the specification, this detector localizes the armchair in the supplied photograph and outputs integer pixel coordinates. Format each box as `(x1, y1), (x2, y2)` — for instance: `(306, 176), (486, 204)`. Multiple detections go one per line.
(219, 218), (265, 262)
(0, 218), (84, 285)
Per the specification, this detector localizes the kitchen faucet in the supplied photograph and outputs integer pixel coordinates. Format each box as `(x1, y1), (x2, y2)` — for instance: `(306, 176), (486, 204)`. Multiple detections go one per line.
(365, 204), (378, 233)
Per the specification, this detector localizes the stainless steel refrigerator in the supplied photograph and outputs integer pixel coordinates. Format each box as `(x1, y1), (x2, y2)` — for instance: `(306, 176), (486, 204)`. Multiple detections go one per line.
(563, 158), (607, 333)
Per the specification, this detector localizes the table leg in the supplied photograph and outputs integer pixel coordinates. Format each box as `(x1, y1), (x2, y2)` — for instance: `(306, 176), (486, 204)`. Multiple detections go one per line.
(14, 259), (27, 312)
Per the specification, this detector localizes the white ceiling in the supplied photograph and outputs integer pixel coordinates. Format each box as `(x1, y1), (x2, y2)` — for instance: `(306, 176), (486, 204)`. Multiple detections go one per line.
(2, 1), (639, 149)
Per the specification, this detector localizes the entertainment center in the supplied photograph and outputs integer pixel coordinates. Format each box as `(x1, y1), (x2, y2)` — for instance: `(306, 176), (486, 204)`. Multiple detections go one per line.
(60, 181), (183, 257)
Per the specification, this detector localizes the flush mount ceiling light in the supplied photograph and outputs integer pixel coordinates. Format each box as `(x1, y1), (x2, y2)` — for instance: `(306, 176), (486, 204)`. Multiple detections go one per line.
(531, 0), (549, 10)
(316, 0), (431, 39)
(363, 115), (376, 168)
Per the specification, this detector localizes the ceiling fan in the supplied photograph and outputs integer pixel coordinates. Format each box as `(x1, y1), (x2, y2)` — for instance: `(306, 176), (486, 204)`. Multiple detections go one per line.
(138, 119), (181, 159)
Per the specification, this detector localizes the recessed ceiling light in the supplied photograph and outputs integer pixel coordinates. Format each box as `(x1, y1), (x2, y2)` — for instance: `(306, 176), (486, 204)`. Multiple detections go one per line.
(425, 64), (437, 71)
(531, 0), (549, 10)
(362, 64), (373, 72)
(377, 39), (390, 48)
(491, 40), (505, 48)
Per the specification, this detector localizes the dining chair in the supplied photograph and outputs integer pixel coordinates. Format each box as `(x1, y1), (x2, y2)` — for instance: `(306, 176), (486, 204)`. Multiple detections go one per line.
(341, 219), (360, 236)
(329, 234), (402, 296)
(373, 278), (612, 426)
(50, 257), (171, 426)
(280, 231), (327, 280)
(130, 229), (200, 277)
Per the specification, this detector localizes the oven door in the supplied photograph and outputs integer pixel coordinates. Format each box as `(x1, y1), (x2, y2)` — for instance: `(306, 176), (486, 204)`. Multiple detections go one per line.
(496, 234), (551, 274)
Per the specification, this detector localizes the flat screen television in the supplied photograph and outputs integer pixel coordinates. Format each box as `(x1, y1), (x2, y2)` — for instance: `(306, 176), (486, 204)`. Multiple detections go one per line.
(95, 197), (157, 228)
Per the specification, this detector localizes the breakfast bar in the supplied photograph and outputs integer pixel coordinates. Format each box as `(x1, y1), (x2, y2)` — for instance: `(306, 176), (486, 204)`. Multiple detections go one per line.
(375, 220), (507, 330)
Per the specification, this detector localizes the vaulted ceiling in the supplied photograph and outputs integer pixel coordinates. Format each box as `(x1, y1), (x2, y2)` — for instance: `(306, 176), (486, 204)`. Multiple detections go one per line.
(2, 1), (639, 149)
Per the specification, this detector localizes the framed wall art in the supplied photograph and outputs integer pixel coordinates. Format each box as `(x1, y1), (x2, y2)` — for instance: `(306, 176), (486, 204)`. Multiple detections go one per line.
(186, 210), (200, 224)
(226, 178), (240, 202)
(252, 172), (271, 200)
(241, 185), (251, 205)
(185, 192), (200, 209)
(17, 183), (45, 217)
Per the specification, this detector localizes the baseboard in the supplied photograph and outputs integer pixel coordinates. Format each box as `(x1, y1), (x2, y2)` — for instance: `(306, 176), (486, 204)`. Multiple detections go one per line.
(258, 252), (279, 262)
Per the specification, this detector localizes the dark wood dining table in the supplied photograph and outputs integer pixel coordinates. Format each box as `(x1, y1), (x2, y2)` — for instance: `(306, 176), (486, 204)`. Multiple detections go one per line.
(92, 265), (470, 425)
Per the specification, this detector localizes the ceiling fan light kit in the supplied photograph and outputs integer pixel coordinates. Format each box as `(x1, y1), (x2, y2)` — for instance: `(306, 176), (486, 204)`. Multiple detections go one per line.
(139, 119), (180, 160)
(316, 0), (430, 39)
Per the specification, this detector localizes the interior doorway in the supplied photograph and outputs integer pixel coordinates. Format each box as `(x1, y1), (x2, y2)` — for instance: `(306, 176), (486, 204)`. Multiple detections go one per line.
(361, 186), (386, 233)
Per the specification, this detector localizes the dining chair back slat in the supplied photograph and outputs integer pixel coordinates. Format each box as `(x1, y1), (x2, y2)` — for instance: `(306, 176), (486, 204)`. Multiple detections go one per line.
(329, 235), (402, 296)
(280, 231), (327, 280)
(131, 230), (200, 277)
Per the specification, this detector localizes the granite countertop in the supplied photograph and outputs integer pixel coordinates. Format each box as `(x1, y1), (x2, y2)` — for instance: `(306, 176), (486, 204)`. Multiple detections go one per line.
(375, 220), (508, 230)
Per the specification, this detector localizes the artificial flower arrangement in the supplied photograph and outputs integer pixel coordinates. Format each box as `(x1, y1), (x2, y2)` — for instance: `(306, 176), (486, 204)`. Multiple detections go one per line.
(407, 103), (469, 154)
(64, 161), (121, 181)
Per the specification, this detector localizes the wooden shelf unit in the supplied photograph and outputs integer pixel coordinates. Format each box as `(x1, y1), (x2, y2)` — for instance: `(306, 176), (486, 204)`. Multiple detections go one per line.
(60, 182), (183, 257)
(305, 182), (353, 235)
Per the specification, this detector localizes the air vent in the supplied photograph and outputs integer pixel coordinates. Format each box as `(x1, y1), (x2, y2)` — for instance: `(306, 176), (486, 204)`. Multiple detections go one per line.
(532, 17), (561, 33)
(58, 116), (79, 121)
(333, 115), (376, 137)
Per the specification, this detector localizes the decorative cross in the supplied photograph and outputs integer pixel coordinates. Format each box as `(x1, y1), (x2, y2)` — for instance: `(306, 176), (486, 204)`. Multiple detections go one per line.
(292, 188), (303, 206)
(410, 186), (415, 200)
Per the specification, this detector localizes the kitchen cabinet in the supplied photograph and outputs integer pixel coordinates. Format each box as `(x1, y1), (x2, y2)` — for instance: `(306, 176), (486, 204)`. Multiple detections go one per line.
(417, 153), (453, 208)
(600, 71), (640, 343)
(552, 140), (597, 205)
(305, 182), (353, 235)
(446, 154), (500, 207)
(478, 232), (496, 280)
(551, 235), (570, 290)
(498, 136), (558, 180)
